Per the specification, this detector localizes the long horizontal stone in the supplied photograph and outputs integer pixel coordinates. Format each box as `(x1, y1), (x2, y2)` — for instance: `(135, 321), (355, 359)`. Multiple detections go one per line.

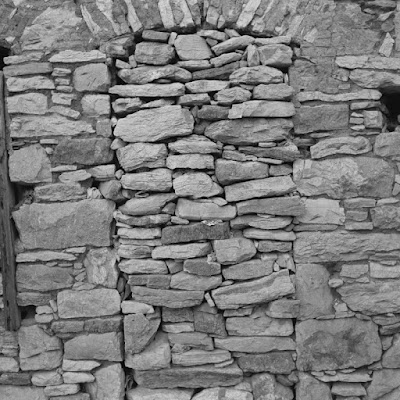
(213, 238), (256, 265)
(237, 352), (295, 374)
(121, 169), (172, 192)
(131, 286), (204, 308)
(161, 222), (230, 244)
(336, 55), (400, 70)
(310, 137), (372, 159)
(297, 89), (382, 102)
(239, 142), (300, 162)
(0, 386), (46, 400)
(229, 101), (296, 118)
(294, 231), (400, 263)
(127, 387), (193, 400)
(117, 143), (167, 171)
(49, 50), (106, 63)
(134, 364), (243, 388)
(119, 259), (168, 274)
(176, 199), (237, 221)
(222, 260), (273, 281)
(211, 270), (295, 309)
(109, 83), (185, 97)
(350, 69), (400, 90)
(57, 289), (121, 319)
(225, 176), (296, 202)
(215, 159), (269, 185)
(152, 243), (212, 259)
(294, 157), (394, 199)
(119, 194), (177, 216)
(229, 66), (283, 85)
(170, 272), (222, 291)
(205, 118), (292, 145)
(215, 336), (295, 353)
(114, 106), (194, 142)
(172, 349), (231, 366)
(10, 115), (94, 138)
(118, 65), (191, 84)
(3, 62), (52, 77)
(237, 196), (305, 216)
(13, 200), (114, 250)
(226, 315), (293, 336)
(6, 76), (55, 92)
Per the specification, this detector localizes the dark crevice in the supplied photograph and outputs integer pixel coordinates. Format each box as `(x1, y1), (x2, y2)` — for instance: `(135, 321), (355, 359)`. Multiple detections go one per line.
(380, 92), (400, 132)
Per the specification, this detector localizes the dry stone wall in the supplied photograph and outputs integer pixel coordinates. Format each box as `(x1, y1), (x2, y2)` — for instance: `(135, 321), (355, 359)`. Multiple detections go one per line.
(1, 0), (400, 400)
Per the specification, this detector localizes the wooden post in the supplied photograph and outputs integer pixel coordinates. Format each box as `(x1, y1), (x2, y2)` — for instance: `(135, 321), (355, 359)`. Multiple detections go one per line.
(0, 71), (20, 330)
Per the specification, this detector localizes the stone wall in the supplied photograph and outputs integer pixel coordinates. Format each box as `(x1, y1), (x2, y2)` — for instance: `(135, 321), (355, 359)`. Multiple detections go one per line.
(1, 0), (400, 399)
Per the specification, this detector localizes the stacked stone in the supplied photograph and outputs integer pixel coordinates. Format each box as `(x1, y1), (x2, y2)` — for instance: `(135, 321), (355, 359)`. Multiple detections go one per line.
(109, 30), (300, 399)
(2, 50), (122, 399)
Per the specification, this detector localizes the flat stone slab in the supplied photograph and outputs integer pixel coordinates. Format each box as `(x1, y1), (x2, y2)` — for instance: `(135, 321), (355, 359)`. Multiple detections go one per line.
(134, 364), (243, 388)
(237, 196), (305, 216)
(213, 238), (256, 265)
(127, 387), (193, 400)
(13, 200), (114, 250)
(296, 318), (382, 371)
(212, 270), (295, 309)
(176, 199), (237, 221)
(237, 352), (295, 374)
(215, 336), (295, 353)
(114, 106), (194, 142)
(311, 136), (372, 159)
(109, 83), (185, 97)
(0, 386), (46, 400)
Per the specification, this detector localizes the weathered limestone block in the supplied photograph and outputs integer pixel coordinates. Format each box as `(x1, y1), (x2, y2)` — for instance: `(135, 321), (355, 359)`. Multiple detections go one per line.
(311, 136), (372, 159)
(0, 356), (19, 372)
(238, 352), (295, 374)
(121, 169), (172, 192)
(134, 364), (243, 388)
(212, 36), (254, 55)
(34, 183), (86, 202)
(73, 63), (111, 92)
(172, 349), (231, 367)
(243, 229), (295, 241)
(85, 363), (125, 400)
(135, 42), (175, 65)
(226, 315), (293, 336)
(174, 35), (212, 60)
(10, 115), (94, 138)
(117, 143), (167, 171)
(124, 313), (160, 354)
(258, 44), (293, 68)
(205, 118), (292, 145)
(367, 369), (400, 400)
(81, 94), (110, 116)
(132, 286), (204, 308)
(49, 50), (106, 63)
(168, 332), (213, 351)
(57, 289), (120, 319)
(185, 80), (229, 93)
(109, 83), (185, 97)
(294, 157), (394, 199)
(166, 154), (214, 170)
(53, 138), (113, 166)
(294, 104), (349, 134)
(296, 264), (334, 320)
(3, 63), (52, 78)
(253, 83), (294, 101)
(225, 176), (296, 202)
(62, 372), (95, 383)
(114, 106), (194, 142)
(213, 238), (256, 265)
(62, 359), (101, 372)
(296, 373), (332, 400)
(215, 336), (295, 353)
(64, 332), (123, 361)
(296, 198), (345, 225)
(31, 370), (63, 386)
(118, 65), (191, 84)
(127, 387), (193, 400)
(215, 87), (252, 105)
(237, 196), (305, 216)
(162, 222), (229, 244)
(152, 242), (212, 259)
(43, 384), (80, 397)
(170, 272), (222, 291)
(119, 193), (177, 216)
(216, 159), (269, 185)
(0, 386), (46, 400)
(84, 248), (118, 288)
(17, 264), (73, 292)
(13, 200), (114, 249)
(119, 259), (168, 274)
(6, 76), (55, 92)
(7, 93), (48, 114)
(176, 199), (237, 221)
(371, 205), (400, 229)
(350, 69), (400, 90)
(193, 388), (252, 400)
(294, 231), (400, 263)
(296, 318), (381, 371)
(229, 101), (295, 119)
(9, 145), (52, 184)
(222, 259), (273, 281)
(168, 135), (221, 154)
(252, 373), (294, 400)
(212, 270), (295, 309)
(173, 172), (223, 198)
(230, 66), (283, 85)
(374, 131), (400, 159)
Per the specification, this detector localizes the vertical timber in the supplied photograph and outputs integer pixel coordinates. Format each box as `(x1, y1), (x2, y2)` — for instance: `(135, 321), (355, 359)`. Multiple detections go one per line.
(0, 71), (20, 330)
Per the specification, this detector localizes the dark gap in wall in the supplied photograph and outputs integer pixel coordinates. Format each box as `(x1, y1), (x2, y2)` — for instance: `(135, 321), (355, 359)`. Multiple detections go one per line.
(380, 92), (400, 132)
(0, 46), (9, 70)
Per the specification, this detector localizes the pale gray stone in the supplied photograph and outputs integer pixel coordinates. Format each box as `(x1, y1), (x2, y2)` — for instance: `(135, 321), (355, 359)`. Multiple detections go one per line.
(193, 388), (252, 400)
(216, 159), (269, 185)
(231, 215), (292, 230)
(168, 135), (221, 154)
(375, 131), (400, 159)
(212, 270), (295, 309)
(175, 35), (212, 60)
(7, 93), (48, 114)
(229, 100), (295, 119)
(170, 272), (222, 291)
(0, 356), (18, 372)
(213, 238), (256, 265)
(222, 259), (273, 281)
(49, 50), (106, 63)
(168, 332), (213, 351)
(44, 384), (80, 397)
(117, 143), (167, 171)
(185, 80), (229, 93)
(0, 386), (46, 400)
(121, 169), (172, 192)
(57, 289), (120, 319)
(237, 196), (305, 216)
(112, 98), (142, 114)
(238, 352), (295, 375)
(119, 259), (167, 274)
(252, 373), (294, 400)
(226, 315), (293, 336)
(81, 94), (110, 116)
(350, 69), (400, 90)
(114, 106), (194, 142)
(119, 193), (177, 216)
(311, 136), (372, 159)
(215, 87), (252, 105)
(118, 65), (191, 84)
(253, 83), (294, 101)
(258, 44), (293, 68)
(230, 66), (283, 85)
(84, 248), (118, 289)
(63, 372), (95, 383)
(62, 359), (101, 372)
(31, 370), (63, 386)
(172, 349), (231, 367)
(367, 369), (400, 400)
(166, 154), (214, 170)
(215, 336), (295, 353)
(73, 63), (111, 92)
(34, 183), (86, 202)
(205, 118), (292, 145)
(173, 172), (223, 198)
(331, 382), (366, 397)
(64, 333), (123, 361)
(296, 373), (332, 400)
(109, 83), (185, 97)
(152, 243), (212, 259)
(13, 200), (114, 250)
(243, 229), (295, 241)
(6, 76), (55, 92)
(296, 318), (381, 371)
(294, 157), (394, 199)
(225, 176), (296, 202)
(176, 199), (236, 221)
(297, 89), (382, 102)
(135, 42), (175, 65)
(371, 205), (400, 229)
(85, 363), (125, 400)
(9, 145), (51, 184)
(127, 387), (193, 400)
(212, 35), (254, 55)
(296, 198), (345, 225)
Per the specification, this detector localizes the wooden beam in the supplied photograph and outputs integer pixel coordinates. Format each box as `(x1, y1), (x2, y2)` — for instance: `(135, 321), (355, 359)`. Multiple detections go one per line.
(0, 71), (20, 330)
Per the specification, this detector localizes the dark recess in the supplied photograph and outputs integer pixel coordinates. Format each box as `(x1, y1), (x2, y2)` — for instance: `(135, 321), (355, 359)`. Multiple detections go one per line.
(380, 92), (400, 132)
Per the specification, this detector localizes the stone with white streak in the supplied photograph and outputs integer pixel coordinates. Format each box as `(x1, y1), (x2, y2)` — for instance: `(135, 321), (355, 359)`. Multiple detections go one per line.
(84, 248), (118, 288)
(311, 136), (372, 159)
(121, 169), (172, 192)
(229, 100), (295, 119)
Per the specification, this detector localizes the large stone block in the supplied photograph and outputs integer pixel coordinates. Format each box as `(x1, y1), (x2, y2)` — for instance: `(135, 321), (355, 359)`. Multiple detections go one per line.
(13, 200), (115, 250)
(294, 231), (400, 263)
(117, 143), (167, 171)
(294, 104), (349, 134)
(211, 270), (295, 309)
(294, 157), (394, 199)
(0, 386), (46, 400)
(296, 373), (332, 400)
(7, 93), (48, 114)
(134, 364), (243, 388)
(238, 352), (295, 374)
(9, 145), (52, 184)
(374, 131), (400, 159)
(84, 248), (118, 288)
(296, 318), (381, 371)
(127, 387), (193, 400)
(135, 42), (175, 65)
(311, 136), (372, 159)
(124, 314), (160, 354)
(215, 336), (295, 353)
(114, 106), (194, 142)
(215, 159), (269, 185)
(73, 63), (111, 92)
(371, 205), (400, 230)
(64, 332), (123, 361)
(237, 196), (305, 216)
(176, 199), (237, 221)
(57, 289), (121, 319)
(295, 198), (345, 225)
